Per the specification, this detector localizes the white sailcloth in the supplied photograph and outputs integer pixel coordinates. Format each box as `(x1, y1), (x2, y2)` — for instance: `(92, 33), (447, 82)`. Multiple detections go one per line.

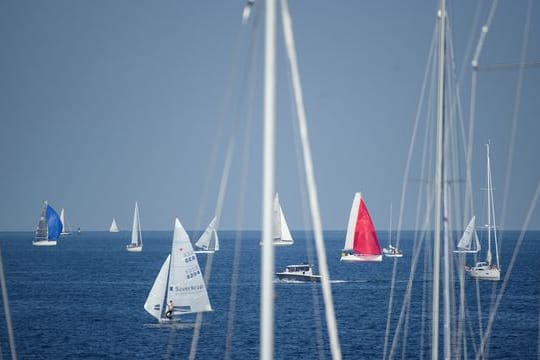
(272, 193), (293, 242)
(130, 202), (142, 247)
(454, 216), (480, 253)
(109, 218), (120, 232)
(144, 218), (212, 321)
(168, 218), (212, 315)
(343, 193), (361, 250)
(144, 255), (171, 320)
(60, 208), (72, 235)
(195, 217), (219, 252)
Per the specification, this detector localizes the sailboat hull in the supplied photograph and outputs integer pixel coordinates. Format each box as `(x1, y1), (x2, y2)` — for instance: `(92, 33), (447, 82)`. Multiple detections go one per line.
(33, 240), (57, 246)
(340, 253), (382, 262)
(126, 245), (142, 252)
(194, 250), (215, 254)
(468, 264), (500, 281)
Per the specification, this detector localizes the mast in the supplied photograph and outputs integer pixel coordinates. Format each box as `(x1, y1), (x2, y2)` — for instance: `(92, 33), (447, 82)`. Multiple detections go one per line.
(261, 0), (276, 358)
(433, 0), (446, 358)
(388, 203), (393, 248)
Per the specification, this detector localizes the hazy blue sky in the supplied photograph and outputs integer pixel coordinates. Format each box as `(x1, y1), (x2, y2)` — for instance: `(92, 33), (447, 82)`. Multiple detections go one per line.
(1, 1), (538, 231)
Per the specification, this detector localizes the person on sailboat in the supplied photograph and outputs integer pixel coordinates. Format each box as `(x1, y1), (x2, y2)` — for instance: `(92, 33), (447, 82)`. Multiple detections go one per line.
(166, 300), (174, 319)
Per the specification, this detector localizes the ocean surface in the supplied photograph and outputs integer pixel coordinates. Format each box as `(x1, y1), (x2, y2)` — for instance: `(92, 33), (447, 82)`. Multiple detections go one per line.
(0, 230), (538, 359)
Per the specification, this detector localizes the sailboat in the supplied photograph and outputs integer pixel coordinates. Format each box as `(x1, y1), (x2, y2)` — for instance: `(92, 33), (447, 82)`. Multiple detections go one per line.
(467, 143), (500, 281)
(271, 193), (294, 246)
(195, 216), (219, 254)
(144, 218), (212, 323)
(33, 201), (62, 246)
(59, 208), (72, 236)
(453, 216), (480, 253)
(109, 218), (120, 233)
(382, 204), (403, 258)
(126, 202), (143, 252)
(340, 192), (382, 262)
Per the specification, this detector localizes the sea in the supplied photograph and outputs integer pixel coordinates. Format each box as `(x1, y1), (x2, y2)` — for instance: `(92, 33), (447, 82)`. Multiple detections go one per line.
(0, 230), (538, 359)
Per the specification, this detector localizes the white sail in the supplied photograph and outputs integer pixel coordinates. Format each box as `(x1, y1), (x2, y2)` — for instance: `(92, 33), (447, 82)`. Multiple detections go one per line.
(195, 216), (219, 252)
(109, 218), (120, 232)
(167, 218), (212, 315)
(344, 193), (361, 250)
(60, 208), (72, 235)
(144, 255), (171, 321)
(272, 193), (293, 243)
(130, 202), (142, 246)
(455, 216), (480, 253)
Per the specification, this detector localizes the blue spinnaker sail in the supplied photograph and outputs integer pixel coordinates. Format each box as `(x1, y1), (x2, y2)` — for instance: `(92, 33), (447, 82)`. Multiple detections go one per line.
(46, 205), (63, 240)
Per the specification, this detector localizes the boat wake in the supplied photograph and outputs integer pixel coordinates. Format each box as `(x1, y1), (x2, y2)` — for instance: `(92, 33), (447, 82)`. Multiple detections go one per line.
(144, 322), (200, 330)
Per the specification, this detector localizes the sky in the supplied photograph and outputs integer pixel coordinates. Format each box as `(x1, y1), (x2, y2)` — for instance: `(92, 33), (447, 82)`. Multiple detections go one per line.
(0, 0), (539, 231)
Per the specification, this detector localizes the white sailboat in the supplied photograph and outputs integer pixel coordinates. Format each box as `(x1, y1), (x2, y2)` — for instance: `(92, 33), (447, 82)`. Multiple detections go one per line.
(109, 218), (120, 233)
(195, 216), (219, 254)
(126, 202), (142, 252)
(382, 204), (403, 258)
(144, 218), (212, 323)
(453, 216), (480, 253)
(59, 208), (72, 236)
(467, 144), (500, 281)
(271, 193), (293, 246)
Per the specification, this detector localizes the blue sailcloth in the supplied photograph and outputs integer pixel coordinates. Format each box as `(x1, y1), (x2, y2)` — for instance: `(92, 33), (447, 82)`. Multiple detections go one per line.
(46, 205), (63, 240)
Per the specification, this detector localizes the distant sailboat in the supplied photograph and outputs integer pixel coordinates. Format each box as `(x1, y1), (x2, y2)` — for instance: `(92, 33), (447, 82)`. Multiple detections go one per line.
(144, 218), (212, 323)
(382, 204), (403, 258)
(59, 208), (72, 236)
(453, 216), (480, 253)
(33, 201), (62, 246)
(467, 144), (501, 281)
(340, 193), (382, 262)
(195, 216), (219, 254)
(272, 193), (294, 246)
(126, 202), (143, 252)
(109, 218), (120, 233)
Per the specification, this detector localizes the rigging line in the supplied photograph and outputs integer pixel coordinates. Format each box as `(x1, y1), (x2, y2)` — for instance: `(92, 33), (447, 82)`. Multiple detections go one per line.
(224, 11), (260, 360)
(456, 0), (483, 86)
(189, 145), (234, 360)
(0, 245), (17, 360)
(280, 1), (341, 358)
(476, 180), (540, 360)
(500, 0), (533, 239)
(286, 46), (325, 360)
(383, 22), (437, 360)
(474, 61), (540, 71)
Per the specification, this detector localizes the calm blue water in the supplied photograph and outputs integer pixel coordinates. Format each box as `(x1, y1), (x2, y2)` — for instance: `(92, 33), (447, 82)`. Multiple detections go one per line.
(0, 230), (538, 359)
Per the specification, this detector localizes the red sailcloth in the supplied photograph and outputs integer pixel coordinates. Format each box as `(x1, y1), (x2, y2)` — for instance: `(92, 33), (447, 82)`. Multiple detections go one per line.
(353, 199), (382, 255)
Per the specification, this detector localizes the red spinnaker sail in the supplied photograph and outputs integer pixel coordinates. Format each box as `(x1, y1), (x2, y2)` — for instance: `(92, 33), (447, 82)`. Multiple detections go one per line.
(353, 199), (381, 255)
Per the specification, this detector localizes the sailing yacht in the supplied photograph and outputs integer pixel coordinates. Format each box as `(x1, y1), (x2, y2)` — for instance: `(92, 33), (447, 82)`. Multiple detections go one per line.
(272, 193), (294, 246)
(59, 208), (72, 236)
(126, 202), (143, 252)
(144, 218), (212, 323)
(109, 218), (120, 233)
(340, 193), (383, 262)
(453, 216), (481, 253)
(468, 144), (500, 281)
(195, 216), (219, 254)
(382, 204), (403, 258)
(33, 201), (62, 246)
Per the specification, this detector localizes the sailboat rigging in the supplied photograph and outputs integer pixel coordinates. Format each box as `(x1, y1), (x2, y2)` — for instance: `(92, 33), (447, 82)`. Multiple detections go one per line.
(467, 143), (500, 281)
(383, 204), (403, 258)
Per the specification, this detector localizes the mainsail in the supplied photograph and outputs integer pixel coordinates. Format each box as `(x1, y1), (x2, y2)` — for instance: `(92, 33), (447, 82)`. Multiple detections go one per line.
(272, 193), (293, 243)
(195, 216), (219, 252)
(109, 218), (120, 233)
(130, 202), (142, 247)
(454, 216), (480, 253)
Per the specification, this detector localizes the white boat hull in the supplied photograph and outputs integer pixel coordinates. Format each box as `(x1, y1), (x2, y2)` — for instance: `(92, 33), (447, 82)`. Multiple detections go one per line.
(275, 273), (321, 282)
(126, 245), (142, 252)
(33, 240), (57, 246)
(340, 253), (382, 262)
(468, 265), (500, 281)
(384, 253), (403, 258)
(259, 239), (294, 246)
(194, 250), (215, 254)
